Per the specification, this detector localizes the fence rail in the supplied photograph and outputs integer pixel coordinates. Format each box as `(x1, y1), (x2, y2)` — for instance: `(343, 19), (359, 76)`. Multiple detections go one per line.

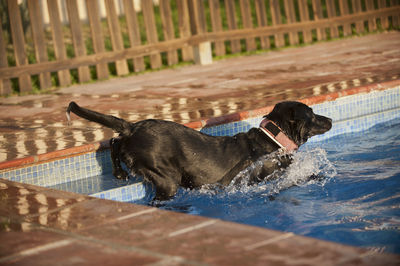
(1, 0), (399, 95)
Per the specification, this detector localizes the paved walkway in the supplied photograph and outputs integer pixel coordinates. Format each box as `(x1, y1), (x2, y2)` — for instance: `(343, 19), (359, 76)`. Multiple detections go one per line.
(1, 178), (399, 265)
(1, 32), (400, 265)
(0, 31), (399, 163)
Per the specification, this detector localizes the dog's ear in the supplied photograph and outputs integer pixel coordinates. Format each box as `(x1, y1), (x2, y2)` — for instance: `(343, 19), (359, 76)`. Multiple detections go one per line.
(264, 102), (295, 122)
(287, 107), (297, 123)
(289, 102), (313, 123)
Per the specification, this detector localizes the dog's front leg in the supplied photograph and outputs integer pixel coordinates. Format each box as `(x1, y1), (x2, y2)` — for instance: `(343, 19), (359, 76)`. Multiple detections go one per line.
(218, 159), (253, 186)
(110, 137), (129, 180)
(255, 153), (293, 183)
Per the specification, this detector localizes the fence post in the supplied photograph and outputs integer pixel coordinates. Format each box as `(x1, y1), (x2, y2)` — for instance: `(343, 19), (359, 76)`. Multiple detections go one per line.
(188, 0), (212, 65)
(123, 0), (145, 72)
(255, 0), (270, 49)
(339, 0), (352, 36)
(225, 0), (241, 53)
(86, 0), (109, 80)
(27, 0), (52, 90)
(0, 24), (11, 95)
(352, 0), (365, 33)
(298, 0), (313, 43)
(104, 0), (129, 76)
(177, 0), (194, 61)
(240, 0), (256, 51)
(159, 0), (179, 66)
(312, 0), (327, 41)
(326, 0), (339, 38)
(270, 0), (285, 47)
(66, 0), (91, 82)
(7, 0), (33, 93)
(284, 0), (299, 45)
(47, 0), (71, 87)
(141, 0), (162, 69)
(208, 0), (226, 56)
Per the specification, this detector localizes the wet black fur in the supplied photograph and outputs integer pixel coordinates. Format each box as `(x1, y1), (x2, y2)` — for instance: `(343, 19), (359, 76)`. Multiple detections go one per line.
(67, 101), (332, 200)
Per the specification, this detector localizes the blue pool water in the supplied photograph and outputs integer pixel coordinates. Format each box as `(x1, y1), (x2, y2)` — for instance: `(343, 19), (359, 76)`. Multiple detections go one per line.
(153, 120), (400, 253)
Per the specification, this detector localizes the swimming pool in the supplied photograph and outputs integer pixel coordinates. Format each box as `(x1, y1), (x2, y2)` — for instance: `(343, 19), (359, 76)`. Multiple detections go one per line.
(156, 119), (400, 254)
(1, 84), (399, 254)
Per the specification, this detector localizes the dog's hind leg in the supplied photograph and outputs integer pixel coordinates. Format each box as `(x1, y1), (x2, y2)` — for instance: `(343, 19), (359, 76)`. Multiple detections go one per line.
(110, 138), (129, 180)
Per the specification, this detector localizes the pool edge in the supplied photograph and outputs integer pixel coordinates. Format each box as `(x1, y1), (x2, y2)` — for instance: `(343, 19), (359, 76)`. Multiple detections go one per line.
(1, 177), (399, 264)
(1, 79), (399, 172)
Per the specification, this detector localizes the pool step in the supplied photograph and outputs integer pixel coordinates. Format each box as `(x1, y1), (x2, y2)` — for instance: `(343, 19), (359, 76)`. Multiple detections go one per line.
(48, 172), (152, 202)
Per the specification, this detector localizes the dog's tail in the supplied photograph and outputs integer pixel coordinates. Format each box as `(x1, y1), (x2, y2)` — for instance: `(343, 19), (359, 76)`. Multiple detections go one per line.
(66, 102), (131, 135)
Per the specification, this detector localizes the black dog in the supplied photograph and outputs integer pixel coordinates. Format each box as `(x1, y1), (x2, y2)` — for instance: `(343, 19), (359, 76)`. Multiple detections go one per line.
(67, 101), (332, 200)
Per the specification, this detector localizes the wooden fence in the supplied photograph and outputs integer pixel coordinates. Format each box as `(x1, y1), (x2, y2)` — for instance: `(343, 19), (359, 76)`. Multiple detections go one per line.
(1, 0), (399, 95)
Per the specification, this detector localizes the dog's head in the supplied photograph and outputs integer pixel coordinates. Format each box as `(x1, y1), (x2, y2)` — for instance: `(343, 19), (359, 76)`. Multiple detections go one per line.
(265, 101), (332, 146)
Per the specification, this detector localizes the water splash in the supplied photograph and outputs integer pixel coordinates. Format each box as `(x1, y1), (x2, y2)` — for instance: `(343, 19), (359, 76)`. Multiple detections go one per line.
(179, 148), (337, 199)
(156, 121), (400, 253)
(219, 148), (336, 197)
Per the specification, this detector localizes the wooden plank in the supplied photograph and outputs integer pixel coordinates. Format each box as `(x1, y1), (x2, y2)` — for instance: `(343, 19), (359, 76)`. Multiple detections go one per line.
(196, 0), (207, 34)
(312, 0), (327, 40)
(254, 0), (270, 49)
(86, 0), (109, 80)
(123, 0), (145, 72)
(176, 0), (193, 61)
(0, 38), (191, 79)
(141, 0), (162, 69)
(187, 0), (207, 34)
(365, 0), (377, 31)
(224, 0), (241, 53)
(298, 0), (313, 43)
(47, 0), (71, 87)
(326, 0), (339, 38)
(187, 0), (211, 64)
(159, 0), (178, 65)
(66, 0), (91, 82)
(239, 0), (256, 51)
(0, 23), (12, 95)
(270, 0), (285, 47)
(209, 0), (226, 56)
(284, 0), (299, 45)
(378, 0), (389, 29)
(390, 0), (399, 27)
(2, 6), (399, 79)
(338, 0), (353, 36)
(352, 0), (365, 33)
(104, 0), (129, 76)
(188, 6), (400, 41)
(27, 0), (52, 90)
(7, 0), (32, 92)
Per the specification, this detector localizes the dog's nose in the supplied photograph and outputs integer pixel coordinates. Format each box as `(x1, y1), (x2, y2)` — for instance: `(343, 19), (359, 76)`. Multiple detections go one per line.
(315, 115), (332, 132)
(325, 117), (333, 130)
